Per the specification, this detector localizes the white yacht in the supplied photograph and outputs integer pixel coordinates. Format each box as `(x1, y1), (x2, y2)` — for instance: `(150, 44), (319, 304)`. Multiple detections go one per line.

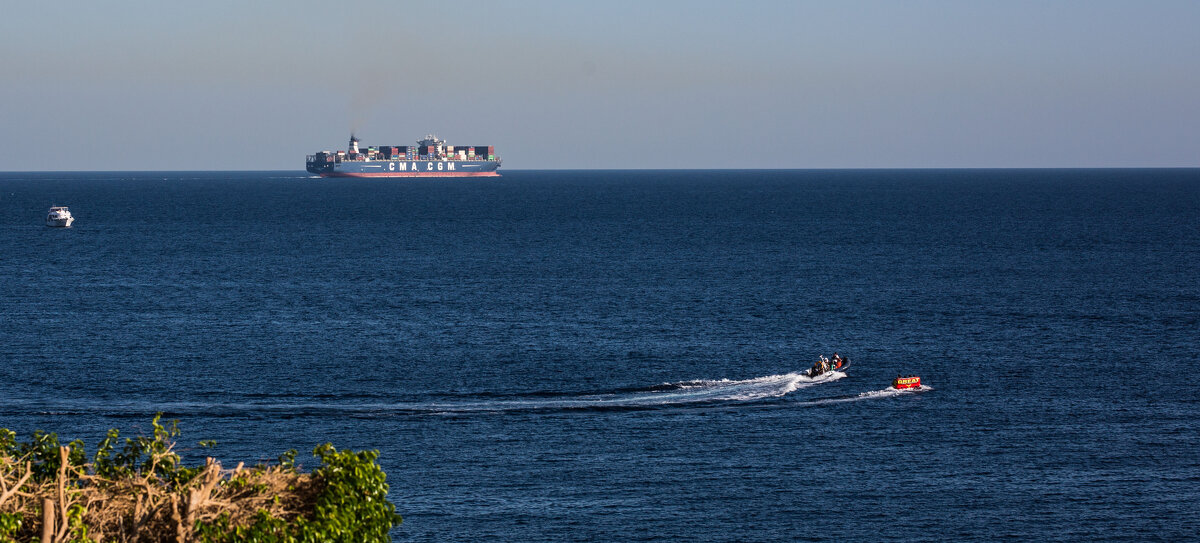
(46, 206), (75, 227)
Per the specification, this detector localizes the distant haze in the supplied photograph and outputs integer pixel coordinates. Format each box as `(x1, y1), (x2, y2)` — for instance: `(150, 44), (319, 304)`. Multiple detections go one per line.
(3, 0), (1198, 170)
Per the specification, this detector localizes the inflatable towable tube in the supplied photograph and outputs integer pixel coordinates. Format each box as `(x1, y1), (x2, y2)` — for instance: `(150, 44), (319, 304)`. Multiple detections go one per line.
(892, 376), (921, 389)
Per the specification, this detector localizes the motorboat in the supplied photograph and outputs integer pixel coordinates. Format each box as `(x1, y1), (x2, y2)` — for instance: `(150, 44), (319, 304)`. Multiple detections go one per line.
(46, 206), (74, 227)
(806, 354), (849, 378)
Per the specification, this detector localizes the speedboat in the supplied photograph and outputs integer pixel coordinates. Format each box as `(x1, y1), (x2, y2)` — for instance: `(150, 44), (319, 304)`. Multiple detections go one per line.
(46, 206), (74, 227)
(806, 354), (849, 377)
(891, 376), (921, 389)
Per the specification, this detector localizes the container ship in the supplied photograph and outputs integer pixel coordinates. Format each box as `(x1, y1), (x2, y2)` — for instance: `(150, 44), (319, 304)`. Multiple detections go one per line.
(306, 134), (500, 177)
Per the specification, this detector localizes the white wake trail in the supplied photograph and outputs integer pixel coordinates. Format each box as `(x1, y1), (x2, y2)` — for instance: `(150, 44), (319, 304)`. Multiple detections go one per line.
(632, 371), (845, 403)
(802, 384), (933, 406)
(14, 371), (853, 417)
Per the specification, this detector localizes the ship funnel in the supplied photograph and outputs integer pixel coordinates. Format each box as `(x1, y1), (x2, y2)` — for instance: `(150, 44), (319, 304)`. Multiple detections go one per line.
(348, 134), (360, 154)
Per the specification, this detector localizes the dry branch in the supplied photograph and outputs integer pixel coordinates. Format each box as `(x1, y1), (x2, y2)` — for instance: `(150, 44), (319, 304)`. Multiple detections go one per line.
(0, 452), (316, 543)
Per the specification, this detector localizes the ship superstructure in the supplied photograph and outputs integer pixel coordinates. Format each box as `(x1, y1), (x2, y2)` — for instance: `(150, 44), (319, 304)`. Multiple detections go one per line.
(306, 134), (500, 177)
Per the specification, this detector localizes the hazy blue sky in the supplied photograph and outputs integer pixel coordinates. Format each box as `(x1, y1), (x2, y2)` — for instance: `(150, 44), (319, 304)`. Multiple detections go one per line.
(3, 0), (1198, 170)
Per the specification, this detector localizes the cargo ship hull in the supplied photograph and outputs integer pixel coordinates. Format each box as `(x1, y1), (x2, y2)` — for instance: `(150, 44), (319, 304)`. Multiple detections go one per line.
(308, 160), (501, 178)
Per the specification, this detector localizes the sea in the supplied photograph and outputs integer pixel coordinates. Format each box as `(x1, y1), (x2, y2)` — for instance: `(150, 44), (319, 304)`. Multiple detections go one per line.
(1, 169), (1198, 541)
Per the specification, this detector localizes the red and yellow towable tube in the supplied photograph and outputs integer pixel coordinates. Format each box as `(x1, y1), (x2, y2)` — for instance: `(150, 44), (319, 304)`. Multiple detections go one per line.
(892, 376), (921, 389)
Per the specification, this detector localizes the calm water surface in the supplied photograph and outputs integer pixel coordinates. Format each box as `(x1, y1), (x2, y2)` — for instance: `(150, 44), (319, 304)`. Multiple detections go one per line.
(1, 169), (1198, 541)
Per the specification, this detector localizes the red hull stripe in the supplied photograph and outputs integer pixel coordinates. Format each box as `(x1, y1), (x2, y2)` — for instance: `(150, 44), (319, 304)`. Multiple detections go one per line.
(320, 172), (500, 178)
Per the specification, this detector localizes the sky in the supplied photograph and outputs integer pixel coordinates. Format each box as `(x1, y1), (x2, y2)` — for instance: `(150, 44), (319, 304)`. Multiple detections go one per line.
(2, 0), (1198, 170)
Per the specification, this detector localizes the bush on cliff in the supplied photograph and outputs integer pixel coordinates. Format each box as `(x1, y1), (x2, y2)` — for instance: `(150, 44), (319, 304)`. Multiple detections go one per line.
(0, 415), (401, 542)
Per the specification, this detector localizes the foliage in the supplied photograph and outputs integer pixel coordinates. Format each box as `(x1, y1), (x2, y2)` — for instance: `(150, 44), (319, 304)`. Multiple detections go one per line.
(0, 417), (401, 542)
(0, 428), (86, 482)
(0, 512), (22, 543)
(93, 414), (198, 485)
(194, 444), (402, 543)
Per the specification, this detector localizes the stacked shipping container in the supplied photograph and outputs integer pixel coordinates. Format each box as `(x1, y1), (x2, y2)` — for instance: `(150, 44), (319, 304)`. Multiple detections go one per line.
(310, 137), (497, 165)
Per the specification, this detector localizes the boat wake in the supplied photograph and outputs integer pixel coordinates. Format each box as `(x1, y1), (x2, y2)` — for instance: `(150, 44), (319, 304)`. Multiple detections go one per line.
(598, 370), (845, 404)
(10, 371), (849, 418)
(800, 384), (933, 406)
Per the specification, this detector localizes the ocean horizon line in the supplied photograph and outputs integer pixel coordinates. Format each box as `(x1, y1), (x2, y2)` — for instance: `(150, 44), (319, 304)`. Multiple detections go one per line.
(2, 166), (1198, 175)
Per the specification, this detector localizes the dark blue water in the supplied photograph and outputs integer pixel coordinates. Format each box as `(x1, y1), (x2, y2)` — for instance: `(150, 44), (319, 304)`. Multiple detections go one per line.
(2, 170), (1198, 541)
